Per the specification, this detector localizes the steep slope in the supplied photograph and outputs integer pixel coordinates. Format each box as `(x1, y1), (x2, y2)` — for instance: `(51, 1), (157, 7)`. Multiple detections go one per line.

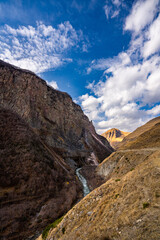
(0, 60), (113, 240)
(0, 108), (81, 240)
(0, 59), (113, 165)
(102, 128), (130, 149)
(118, 117), (160, 149)
(42, 119), (160, 240)
(42, 150), (160, 240)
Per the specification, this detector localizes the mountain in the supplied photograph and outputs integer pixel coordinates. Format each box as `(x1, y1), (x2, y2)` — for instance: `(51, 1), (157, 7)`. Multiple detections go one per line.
(102, 128), (130, 149)
(0, 60), (113, 164)
(0, 108), (80, 240)
(0, 60), (113, 240)
(43, 117), (160, 240)
(119, 116), (160, 149)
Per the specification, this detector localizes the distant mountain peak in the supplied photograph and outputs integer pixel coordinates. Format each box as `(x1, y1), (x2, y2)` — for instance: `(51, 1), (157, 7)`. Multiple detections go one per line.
(102, 128), (130, 149)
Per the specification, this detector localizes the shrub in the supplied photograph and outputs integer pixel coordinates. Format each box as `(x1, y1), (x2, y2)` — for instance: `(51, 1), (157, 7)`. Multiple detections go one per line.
(115, 194), (119, 199)
(115, 179), (120, 182)
(130, 168), (135, 171)
(143, 202), (150, 209)
(62, 227), (65, 234)
(42, 216), (63, 240)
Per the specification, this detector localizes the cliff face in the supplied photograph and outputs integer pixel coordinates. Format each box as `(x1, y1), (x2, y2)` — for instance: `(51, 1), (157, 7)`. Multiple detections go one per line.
(0, 60), (113, 165)
(102, 128), (130, 149)
(0, 60), (113, 240)
(0, 108), (80, 240)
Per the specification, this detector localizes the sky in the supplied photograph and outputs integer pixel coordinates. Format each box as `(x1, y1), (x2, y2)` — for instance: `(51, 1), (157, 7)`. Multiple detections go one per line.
(0, 0), (160, 134)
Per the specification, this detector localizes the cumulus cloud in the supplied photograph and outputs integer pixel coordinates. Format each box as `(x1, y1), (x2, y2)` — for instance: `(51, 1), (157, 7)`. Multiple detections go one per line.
(125, 0), (159, 34)
(81, 0), (160, 134)
(79, 94), (102, 120)
(0, 21), (82, 73)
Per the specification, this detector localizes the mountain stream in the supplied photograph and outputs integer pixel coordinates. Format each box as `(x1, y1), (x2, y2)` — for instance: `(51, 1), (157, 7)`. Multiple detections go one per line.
(76, 168), (90, 197)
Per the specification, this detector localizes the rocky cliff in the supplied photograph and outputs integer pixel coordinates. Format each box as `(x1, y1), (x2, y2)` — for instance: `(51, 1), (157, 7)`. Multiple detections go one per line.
(0, 59), (113, 165)
(42, 117), (160, 240)
(102, 128), (130, 149)
(0, 60), (113, 240)
(0, 108), (81, 240)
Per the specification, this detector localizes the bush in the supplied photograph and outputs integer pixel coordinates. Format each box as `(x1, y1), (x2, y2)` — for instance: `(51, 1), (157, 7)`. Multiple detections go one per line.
(42, 216), (63, 240)
(115, 179), (120, 182)
(143, 202), (150, 209)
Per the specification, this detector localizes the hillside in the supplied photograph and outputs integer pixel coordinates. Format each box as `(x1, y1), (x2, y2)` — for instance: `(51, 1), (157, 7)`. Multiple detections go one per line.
(102, 128), (130, 149)
(41, 118), (160, 240)
(118, 117), (160, 149)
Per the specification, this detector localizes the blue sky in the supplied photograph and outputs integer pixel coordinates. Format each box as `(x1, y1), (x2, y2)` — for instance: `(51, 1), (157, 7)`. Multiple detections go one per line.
(0, 0), (160, 133)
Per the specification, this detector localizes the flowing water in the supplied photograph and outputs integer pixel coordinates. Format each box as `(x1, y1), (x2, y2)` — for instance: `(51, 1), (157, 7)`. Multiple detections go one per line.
(76, 168), (90, 197)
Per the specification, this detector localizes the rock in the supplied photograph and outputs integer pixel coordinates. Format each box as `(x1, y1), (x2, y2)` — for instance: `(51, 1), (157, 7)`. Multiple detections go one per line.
(0, 59), (113, 164)
(0, 59), (113, 240)
(0, 108), (81, 240)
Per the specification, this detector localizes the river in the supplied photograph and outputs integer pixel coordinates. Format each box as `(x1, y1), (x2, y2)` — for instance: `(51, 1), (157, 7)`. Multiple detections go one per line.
(76, 168), (90, 197)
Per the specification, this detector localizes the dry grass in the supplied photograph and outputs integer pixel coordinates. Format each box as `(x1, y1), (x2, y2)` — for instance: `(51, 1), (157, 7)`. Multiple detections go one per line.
(120, 123), (160, 149)
(44, 150), (160, 240)
(118, 116), (160, 149)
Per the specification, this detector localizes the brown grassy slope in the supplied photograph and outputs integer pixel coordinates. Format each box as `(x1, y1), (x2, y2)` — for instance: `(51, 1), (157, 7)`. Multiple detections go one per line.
(119, 123), (160, 149)
(102, 128), (130, 149)
(39, 119), (160, 240)
(119, 116), (160, 149)
(46, 150), (160, 240)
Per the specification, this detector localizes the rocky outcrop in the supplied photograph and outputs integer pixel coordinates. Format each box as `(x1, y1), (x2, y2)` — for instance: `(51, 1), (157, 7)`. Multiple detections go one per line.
(102, 128), (130, 149)
(0, 60), (113, 240)
(0, 60), (113, 165)
(42, 118), (160, 240)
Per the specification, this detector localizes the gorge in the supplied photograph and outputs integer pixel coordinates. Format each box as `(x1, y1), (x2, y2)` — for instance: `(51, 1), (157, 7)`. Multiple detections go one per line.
(0, 60), (159, 240)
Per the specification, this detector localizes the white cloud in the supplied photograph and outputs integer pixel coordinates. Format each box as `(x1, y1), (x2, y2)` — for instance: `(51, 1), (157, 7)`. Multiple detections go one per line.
(111, 10), (120, 18)
(79, 94), (102, 120)
(125, 0), (159, 34)
(147, 105), (160, 115)
(81, 0), (160, 134)
(112, 0), (121, 7)
(142, 14), (160, 58)
(47, 81), (59, 90)
(0, 21), (82, 73)
(87, 52), (131, 73)
(83, 53), (160, 133)
(104, 5), (111, 19)
(104, 0), (122, 20)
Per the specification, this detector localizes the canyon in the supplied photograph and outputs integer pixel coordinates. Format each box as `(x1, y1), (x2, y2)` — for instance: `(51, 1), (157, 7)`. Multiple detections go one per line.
(0, 59), (159, 240)
(38, 116), (160, 240)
